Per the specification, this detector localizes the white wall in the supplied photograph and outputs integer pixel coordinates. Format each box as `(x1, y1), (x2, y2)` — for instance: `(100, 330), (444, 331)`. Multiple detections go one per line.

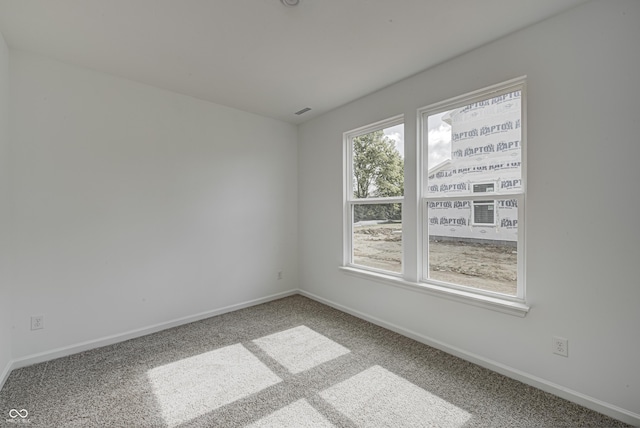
(298, 0), (640, 422)
(9, 50), (298, 359)
(0, 31), (12, 386)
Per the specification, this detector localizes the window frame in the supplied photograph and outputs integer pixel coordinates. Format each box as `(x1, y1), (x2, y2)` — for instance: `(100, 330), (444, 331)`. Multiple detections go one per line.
(417, 77), (527, 303)
(343, 115), (404, 277)
(340, 78), (529, 317)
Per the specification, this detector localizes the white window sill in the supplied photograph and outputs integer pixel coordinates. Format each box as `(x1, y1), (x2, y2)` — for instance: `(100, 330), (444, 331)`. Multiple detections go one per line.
(339, 266), (529, 317)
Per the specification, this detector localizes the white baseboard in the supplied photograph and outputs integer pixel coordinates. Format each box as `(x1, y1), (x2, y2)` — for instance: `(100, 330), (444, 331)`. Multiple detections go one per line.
(9, 289), (298, 371)
(299, 290), (640, 427)
(4, 288), (638, 426)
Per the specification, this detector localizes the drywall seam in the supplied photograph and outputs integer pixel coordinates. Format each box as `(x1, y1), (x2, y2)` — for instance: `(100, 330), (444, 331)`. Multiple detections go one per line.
(299, 290), (640, 426)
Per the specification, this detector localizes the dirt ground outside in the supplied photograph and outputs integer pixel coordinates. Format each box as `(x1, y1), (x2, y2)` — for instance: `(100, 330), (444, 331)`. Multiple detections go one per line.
(353, 223), (517, 296)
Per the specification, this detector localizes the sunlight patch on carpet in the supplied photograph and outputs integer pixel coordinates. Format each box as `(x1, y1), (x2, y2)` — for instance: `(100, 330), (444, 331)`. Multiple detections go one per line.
(246, 399), (334, 428)
(252, 325), (350, 374)
(319, 365), (471, 427)
(147, 343), (282, 427)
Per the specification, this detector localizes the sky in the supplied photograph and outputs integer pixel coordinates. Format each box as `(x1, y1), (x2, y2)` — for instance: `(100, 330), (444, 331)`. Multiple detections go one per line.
(383, 124), (404, 158)
(381, 113), (452, 167)
(427, 111), (452, 168)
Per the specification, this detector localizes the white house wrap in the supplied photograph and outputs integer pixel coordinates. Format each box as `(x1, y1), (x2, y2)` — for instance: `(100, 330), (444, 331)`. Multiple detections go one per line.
(427, 91), (522, 244)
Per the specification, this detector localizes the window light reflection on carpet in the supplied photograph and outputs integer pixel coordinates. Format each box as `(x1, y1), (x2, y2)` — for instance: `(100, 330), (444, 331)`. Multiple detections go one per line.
(252, 325), (350, 374)
(320, 365), (472, 427)
(147, 343), (282, 427)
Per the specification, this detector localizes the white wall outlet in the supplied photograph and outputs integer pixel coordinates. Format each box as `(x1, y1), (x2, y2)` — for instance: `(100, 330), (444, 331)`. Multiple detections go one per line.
(277, 270), (283, 280)
(552, 336), (568, 357)
(31, 315), (44, 330)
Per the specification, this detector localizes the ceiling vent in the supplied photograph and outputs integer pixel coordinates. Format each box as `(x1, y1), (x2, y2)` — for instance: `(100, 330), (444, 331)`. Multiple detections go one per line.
(294, 107), (312, 115)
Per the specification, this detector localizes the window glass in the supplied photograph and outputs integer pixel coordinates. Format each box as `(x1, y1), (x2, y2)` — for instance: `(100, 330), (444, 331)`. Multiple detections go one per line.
(353, 203), (402, 273)
(426, 91), (522, 197)
(352, 125), (404, 199)
(345, 119), (404, 275)
(423, 86), (523, 297)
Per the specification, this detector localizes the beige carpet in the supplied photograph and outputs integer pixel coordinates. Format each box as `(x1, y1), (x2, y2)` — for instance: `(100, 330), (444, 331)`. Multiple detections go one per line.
(0, 295), (630, 427)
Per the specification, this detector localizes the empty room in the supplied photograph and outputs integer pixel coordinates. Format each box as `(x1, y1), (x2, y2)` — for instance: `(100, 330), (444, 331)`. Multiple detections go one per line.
(0, 0), (639, 426)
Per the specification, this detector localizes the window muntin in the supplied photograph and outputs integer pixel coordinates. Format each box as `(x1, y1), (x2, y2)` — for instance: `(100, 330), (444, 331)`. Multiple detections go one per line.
(420, 80), (525, 299)
(344, 117), (404, 275)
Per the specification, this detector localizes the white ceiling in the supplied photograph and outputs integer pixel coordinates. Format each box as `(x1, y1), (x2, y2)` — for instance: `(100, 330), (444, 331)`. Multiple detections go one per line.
(0, 0), (589, 124)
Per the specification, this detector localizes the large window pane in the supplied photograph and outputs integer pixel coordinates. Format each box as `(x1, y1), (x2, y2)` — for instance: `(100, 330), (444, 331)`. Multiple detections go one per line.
(427, 199), (518, 295)
(422, 83), (524, 299)
(352, 124), (404, 199)
(353, 203), (402, 273)
(426, 90), (522, 197)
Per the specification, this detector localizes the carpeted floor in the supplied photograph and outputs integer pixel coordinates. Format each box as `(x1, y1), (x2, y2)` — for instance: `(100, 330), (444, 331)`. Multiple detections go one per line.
(0, 295), (631, 427)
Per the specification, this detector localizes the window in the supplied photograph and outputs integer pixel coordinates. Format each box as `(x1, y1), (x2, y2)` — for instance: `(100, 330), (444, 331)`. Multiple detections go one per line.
(419, 78), (525, 300)
(341, 79), (527, 315)
(472, 183), (496, 225)
(344, 116), (404, 274)
(473, 183), (495, 193)
(472, 201), (495, 225)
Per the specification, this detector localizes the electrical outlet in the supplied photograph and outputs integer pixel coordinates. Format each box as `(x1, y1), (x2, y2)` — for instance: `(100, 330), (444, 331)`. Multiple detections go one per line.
(552, 336), (568, 357)
(277, 270), (283, 280)
(31, 315), (44, 331)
